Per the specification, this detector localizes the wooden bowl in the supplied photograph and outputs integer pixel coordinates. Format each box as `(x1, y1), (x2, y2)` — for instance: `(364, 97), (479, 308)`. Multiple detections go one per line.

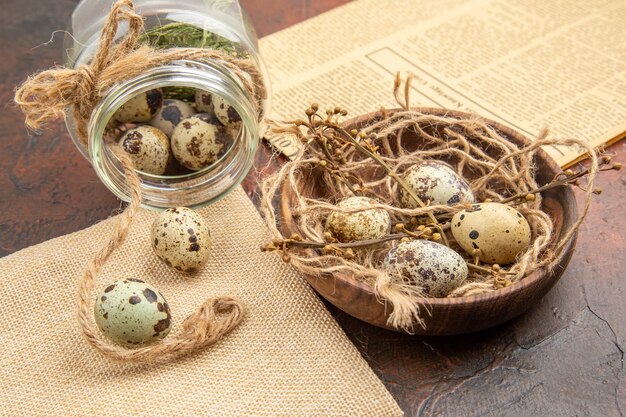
(279, 108), (577, 335)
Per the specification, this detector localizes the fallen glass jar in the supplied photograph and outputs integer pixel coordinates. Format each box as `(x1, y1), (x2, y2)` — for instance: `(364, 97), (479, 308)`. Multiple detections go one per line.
(64, 0), (270, 208)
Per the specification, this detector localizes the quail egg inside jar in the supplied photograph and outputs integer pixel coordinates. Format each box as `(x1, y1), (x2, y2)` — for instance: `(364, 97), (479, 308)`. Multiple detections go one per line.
(95, 80), (254, 210)
(199, 92), (241, 158)
(104, 88), (169, 175)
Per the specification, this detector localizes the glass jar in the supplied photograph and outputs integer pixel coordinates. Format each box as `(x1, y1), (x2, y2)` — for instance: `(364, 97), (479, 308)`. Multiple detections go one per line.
(64, 0), (269, 209)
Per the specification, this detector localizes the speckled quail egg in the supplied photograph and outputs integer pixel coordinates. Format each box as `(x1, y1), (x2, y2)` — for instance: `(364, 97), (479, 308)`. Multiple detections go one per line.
(151, 207), (212, 272)
(451, 202), (531, 265)
(212, 95), (242, 128)
(94, 279), (172, 346)
(118, 125), (170, 175)
(400, 162), (475, 208)
(195, 89), (213, 112)
(149, 99), (195, 137)
(383, 240), (468, 297)
(113, 89), (163, 123)
(194, 112), (235, 156)
(325, 196), (391, 243)
(194, 111), (221, 126)
(171, 116), (227, 170)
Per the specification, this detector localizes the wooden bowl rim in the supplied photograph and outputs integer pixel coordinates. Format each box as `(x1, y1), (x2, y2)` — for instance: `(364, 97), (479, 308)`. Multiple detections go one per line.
(279, 107), (577, 309)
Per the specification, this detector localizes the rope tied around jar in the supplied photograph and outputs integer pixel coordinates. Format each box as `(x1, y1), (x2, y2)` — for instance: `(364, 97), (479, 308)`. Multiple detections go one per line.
(14, 0), (266, 146)
(13, 0), (256, 362)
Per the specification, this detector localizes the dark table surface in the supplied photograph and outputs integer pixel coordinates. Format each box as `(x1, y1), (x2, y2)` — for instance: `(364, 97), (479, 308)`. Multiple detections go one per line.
(1, 1), (624, 415)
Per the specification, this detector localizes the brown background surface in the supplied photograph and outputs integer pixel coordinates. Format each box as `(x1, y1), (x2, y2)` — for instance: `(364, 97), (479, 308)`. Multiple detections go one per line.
(0, 0), (624, 415)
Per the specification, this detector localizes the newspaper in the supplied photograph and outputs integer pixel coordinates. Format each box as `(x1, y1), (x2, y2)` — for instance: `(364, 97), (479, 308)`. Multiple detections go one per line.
(258, 0), (626, 167)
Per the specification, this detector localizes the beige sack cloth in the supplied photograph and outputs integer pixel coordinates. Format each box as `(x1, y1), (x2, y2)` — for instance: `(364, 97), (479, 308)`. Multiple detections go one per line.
(0, 187), (401, 416)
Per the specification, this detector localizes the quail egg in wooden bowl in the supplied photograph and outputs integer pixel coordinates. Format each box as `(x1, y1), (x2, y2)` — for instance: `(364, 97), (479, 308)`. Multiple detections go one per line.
(275, 108), (578, 335)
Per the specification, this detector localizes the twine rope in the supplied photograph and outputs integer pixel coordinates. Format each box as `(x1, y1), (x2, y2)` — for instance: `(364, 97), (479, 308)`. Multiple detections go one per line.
(261, 75), (599, 332)
(78, 146), (245, 362)
(14, 0), (251, 362)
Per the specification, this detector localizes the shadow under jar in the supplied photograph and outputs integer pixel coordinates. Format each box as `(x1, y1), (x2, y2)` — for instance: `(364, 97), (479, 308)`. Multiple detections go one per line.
(64, 0), (270, 209)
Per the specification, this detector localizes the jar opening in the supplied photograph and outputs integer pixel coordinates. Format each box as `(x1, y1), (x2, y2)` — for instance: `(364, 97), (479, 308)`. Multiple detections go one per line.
(106, 90), (241, 179)
(85, 60), (262, 210)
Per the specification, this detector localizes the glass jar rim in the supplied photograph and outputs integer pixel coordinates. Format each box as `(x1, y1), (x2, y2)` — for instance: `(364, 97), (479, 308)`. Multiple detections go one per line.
(84, 59), (261, 210)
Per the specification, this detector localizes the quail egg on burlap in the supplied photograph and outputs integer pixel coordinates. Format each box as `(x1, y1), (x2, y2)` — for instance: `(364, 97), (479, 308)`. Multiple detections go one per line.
(150, 99), (195, 137)
(383, 240), (468, 297)
(94, 279), (172, 346)
(400, 162), (474, 208)
(451, 202), (531, 265)
(325, 196), (391, 243)
(212, 95), (242, 128)
(171, 116), (227, 171)
(151, 207), (212, 272)
(113, 89), (163, 123)
(195, 89), (213, 112)
(118, 125), (170, 175)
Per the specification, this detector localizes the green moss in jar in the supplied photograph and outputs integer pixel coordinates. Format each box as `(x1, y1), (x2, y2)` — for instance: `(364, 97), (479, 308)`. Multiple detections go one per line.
(138, 23), (249, 101)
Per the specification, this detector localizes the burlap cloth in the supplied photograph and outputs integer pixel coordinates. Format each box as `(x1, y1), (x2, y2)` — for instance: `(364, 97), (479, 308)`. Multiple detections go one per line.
(0, 187), (401, 416)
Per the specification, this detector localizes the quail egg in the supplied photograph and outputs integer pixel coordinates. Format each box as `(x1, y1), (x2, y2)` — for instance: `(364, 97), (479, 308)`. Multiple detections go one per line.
(94, 279), (172, 346)
(194, 112), (235, 156)
(400, 162), (474, 208)
(150, 98), (195, 137)
(118, 125), (170, 175)
(151, 207), (212, 272)
(195, 89), (213, 113)
(194, 111), (222, 126)
(451, 202), (531, 265)
(113, 89), (163, 123)
(383, 240), (468, 297)
(171, 116), (227, 170)
(325, 196), (391, 243)
(212, 95), (242, 128)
